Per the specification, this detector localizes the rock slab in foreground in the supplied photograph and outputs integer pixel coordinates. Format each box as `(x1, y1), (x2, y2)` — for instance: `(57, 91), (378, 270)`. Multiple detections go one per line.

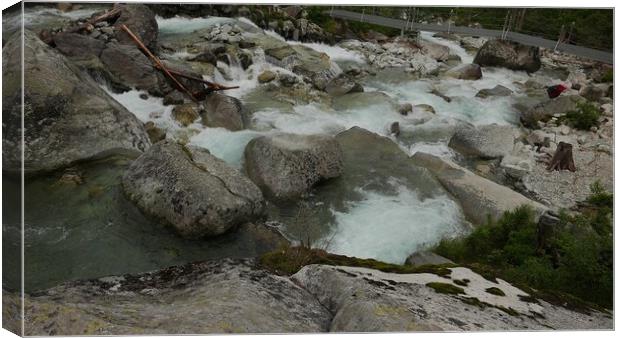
(13, 260), (330, 335)
(122, 140), (265, 237)
(473, 39), (541, 73)
(244, 133), (344, 200)
(292, 264), (612, 331)
(411, 152), (548, 225)
(2, 30), (150, 174)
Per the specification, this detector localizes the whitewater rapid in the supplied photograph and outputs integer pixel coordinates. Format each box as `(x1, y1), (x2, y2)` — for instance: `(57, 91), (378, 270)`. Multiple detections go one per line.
(107, 16), (564, 264)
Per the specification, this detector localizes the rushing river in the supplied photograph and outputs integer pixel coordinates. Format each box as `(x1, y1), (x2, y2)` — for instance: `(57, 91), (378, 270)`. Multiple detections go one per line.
(4, 8), (565, 291)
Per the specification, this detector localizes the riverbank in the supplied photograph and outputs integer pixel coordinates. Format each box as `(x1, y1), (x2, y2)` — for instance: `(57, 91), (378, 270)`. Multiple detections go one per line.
(2, 3), (613, 334)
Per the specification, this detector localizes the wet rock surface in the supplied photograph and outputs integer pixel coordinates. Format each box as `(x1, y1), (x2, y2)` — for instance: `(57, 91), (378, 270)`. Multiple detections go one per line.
(292, 265), (612, 331)
(244, 133), (344, 200)
(12, 260), (331, 335)
(474, 39), (541, 73)
(412, 152), (548, 224)
(449, 124), (521, 159)
(2, 30), (150, 174)
(122, 140), (265, 237)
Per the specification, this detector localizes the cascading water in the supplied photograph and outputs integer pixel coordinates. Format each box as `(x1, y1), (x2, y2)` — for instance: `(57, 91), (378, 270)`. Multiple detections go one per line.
(107, 18), (569, 266)
(16, 10), (570, 290)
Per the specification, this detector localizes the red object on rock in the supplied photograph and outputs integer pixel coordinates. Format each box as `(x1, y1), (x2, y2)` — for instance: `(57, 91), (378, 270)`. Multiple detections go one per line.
(547, 84), (568, 99)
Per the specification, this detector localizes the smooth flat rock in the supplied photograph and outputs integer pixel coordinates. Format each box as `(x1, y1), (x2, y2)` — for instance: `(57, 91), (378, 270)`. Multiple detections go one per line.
(411, 152), (548, 225)
(13, 260), (331, 335)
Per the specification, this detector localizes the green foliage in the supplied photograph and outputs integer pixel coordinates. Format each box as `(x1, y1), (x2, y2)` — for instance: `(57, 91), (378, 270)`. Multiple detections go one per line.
(310, 6), (611, 51)
(434, 187), (613, 309)
(426, 282), (465, 295)
(453, 278), (470, 286)
(259, 245), (454, 277)
(600, 69), (613, 83)
(565, 102), (601, 130)
(485, 287), (506, 296)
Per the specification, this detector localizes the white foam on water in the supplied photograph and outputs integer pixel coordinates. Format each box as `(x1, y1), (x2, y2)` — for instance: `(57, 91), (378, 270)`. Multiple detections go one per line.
(264, 29), (286, 41)
(100, 87), (189, 141)
(156, 15), (232, 35)
(420, 31), (473, 63)
(237, 16), (259, 28)
(207, 48), (295, 99)
(289, 41), (367, 64)
(324, 179), (464, 264)
(189, 128), (264, 169)
(374, 77), (521, 126)
(252, 102), (403, 136)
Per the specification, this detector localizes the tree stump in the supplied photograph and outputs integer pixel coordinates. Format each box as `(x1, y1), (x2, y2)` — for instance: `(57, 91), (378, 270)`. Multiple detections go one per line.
(546, 142), (576, 172)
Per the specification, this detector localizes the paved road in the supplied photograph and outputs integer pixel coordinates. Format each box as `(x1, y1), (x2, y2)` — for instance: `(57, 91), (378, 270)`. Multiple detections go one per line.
(328, 9), (613, 64)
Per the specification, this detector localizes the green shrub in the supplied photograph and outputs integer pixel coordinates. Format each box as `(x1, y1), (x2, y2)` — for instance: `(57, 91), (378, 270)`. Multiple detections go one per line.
(433, 186), (613, 309)
(426, 282), (465, 295)
(600, 69), (613, 83)
(485, 287), (506, 296)
(259, 245), (455, 277)
(565, 102), (601, 130)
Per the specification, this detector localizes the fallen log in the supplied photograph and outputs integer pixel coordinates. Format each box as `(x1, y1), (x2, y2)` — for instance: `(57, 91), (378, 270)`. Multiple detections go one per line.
(152, 64), (239, 92)
(120, 24), (198, 102)
(546, 141), (576, 172)
(66, 6), (122, 34)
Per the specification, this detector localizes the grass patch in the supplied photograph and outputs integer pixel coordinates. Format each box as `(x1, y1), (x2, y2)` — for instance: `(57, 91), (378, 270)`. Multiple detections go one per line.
(600, 69), (613, 83)
(518, 294), (540, 304)
(259, 246), (455, 277)
(453, 278), (470, 287)
(485, 287), (506, 296)
(565, 102), (602, 130)
(434, 184), (613, 310)
(426, 282), (465, 295)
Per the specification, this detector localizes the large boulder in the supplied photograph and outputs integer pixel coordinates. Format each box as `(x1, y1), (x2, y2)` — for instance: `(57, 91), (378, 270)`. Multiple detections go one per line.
(579, 84), (607, 102)
(113, 4), (158, 51)
(244, 134), (344, 200)
(448, 124), (521, 159)
(2, 30), (150, 174)
(263, 43), (339, 90)
(475, 85), (513, 98)
(325, 75), (364, 96)
(292, 264), (611, 331)
(16, 259), (331, 335)
(52, 32), (106, 61)
(201, 93), (246, 131)
(444, 63), (482, 80)
(405, 252), (453, 267)
(473, 39), (541, 73)
(99, 42), (163, 94)
(420, 41), (450, 61)
(411, 152), (548, 225)
(122, 140), (265, 238)
(520, 95), (586, 128)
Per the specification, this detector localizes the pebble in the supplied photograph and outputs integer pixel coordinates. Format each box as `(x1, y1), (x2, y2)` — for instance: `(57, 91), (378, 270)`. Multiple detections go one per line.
(100, 26), (114, 35)
(577, 135), (587, 145)
(560, 125), (570, 135)
(590, 126), (598, 132)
